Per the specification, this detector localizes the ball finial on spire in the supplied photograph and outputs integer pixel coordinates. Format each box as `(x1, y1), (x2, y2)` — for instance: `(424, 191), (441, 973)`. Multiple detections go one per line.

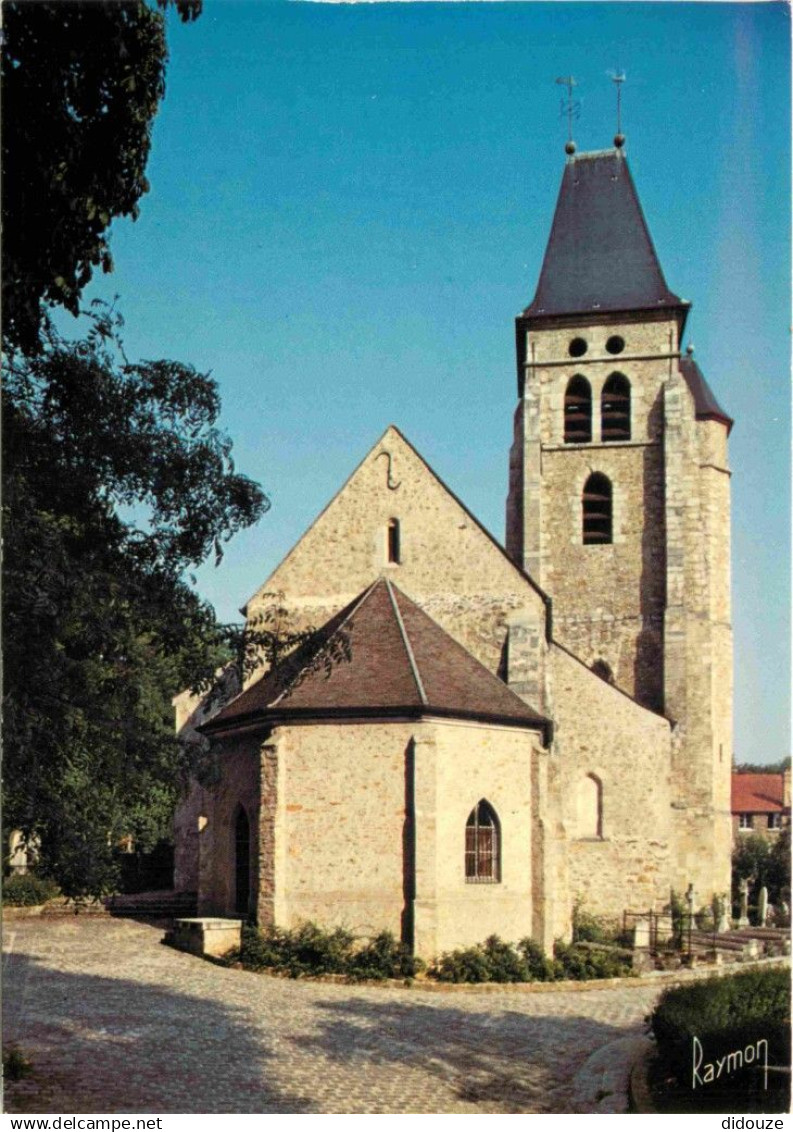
(614, 133), (625, 149)
(565, 140), (576, 155)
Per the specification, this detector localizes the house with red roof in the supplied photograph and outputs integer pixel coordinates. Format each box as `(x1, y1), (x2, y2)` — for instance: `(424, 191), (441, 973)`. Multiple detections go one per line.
(732, 770), (791, 840)
(175, 137), (735, 959)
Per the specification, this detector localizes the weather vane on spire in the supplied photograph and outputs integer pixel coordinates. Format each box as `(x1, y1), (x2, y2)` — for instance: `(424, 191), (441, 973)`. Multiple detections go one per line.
(608, 70), (626, 149)
(555, 75), (580, 155)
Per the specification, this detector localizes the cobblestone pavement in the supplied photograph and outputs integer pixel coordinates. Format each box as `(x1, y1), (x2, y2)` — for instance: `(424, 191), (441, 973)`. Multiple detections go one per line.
(3, 917), (663, 1114)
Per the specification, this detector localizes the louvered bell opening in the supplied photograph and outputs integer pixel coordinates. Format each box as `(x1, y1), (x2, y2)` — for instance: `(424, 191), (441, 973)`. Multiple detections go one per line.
(601, 376), (631, 441)
(565, 379), (592, 444)
(583, 477), (612, 545)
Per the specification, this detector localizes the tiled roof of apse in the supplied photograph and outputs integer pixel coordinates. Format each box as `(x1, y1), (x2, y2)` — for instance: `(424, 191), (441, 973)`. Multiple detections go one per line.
(203, 578), (548, 737)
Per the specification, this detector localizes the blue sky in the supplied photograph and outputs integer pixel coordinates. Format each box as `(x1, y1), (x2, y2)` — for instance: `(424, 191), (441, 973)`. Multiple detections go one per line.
(73, 1), (790, 766)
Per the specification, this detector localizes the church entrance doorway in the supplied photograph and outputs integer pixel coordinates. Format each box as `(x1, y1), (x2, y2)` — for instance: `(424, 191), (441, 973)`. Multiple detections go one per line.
(234, 806), (250, 916)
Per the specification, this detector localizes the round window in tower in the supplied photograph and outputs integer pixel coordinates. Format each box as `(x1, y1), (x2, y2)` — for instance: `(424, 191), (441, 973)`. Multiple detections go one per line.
(568, 337), (588, 358)
(606, 335), (625, 355)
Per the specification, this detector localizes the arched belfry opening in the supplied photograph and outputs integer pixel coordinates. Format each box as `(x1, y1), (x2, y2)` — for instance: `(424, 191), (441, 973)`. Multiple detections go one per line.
(234, 804), (251, 916)
(564, 376), (592, 443)
(582, 473), (613, 544)
(601, 373), (631, 441)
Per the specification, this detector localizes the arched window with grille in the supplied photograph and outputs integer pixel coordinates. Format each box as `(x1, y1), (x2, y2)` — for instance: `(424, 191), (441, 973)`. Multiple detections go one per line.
(601, 373), (631, 441)
(582, 473), (612, 545)
(564, 376), (592, 443)
(465, 799), (501, 883)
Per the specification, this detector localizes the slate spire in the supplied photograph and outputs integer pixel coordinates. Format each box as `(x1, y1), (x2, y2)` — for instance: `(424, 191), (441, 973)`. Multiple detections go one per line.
(523, 148), (688, 321)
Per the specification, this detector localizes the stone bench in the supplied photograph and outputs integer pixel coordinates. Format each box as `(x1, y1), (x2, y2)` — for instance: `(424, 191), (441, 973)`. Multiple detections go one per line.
(168, 917), (244, 958)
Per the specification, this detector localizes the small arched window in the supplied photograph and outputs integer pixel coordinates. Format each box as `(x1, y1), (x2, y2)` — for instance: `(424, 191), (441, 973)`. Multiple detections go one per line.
(564, 376), (592, 443)
(601, 373), (631, 441)
(582, 473), (612, 545)
(576, 774), (603, 839)
(387, 518), (401, 564)
(465, 800), (500, 883)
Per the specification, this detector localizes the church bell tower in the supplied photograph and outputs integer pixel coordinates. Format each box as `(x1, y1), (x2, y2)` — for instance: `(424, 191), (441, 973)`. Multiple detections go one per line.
(506, 133), (734, 898)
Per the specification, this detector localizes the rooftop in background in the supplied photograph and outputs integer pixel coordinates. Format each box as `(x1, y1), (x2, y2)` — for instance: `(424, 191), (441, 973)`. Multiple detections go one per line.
(203, 577), (549, 737)
(522, 148), (688, 322)
(731, 770), (791, 815)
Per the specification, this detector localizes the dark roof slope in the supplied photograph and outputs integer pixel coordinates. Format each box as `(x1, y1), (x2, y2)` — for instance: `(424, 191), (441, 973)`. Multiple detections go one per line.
(679, 355), (733, 434)
(203, 578), (548, 736)
(523, 149), (686, 320)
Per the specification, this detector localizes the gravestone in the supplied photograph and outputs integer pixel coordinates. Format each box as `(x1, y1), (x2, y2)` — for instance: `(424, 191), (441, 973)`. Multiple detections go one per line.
(737, 878), (750, 928)
(757, 885), (768, 927)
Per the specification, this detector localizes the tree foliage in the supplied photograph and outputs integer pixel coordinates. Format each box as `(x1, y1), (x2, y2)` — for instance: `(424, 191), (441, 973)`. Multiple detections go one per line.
(2, 0), (201, 355)
(732, 830), (791, 907)
(3, 309), (267, 896)
(733, 758), (791, 774)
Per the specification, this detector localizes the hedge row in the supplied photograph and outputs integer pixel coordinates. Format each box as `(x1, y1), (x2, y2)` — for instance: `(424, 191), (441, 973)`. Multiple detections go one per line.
(235, 923), (633, 984)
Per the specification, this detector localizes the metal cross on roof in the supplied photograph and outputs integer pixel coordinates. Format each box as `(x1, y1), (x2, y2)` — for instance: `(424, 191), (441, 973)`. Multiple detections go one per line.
(555, 75), (580, 145)
(608, 70), (626, 147)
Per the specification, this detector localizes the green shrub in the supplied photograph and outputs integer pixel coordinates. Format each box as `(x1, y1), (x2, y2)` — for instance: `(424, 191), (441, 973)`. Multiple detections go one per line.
(650, 967), (791, 1109)
(3, 1045), (33, 1081)
(517, 936), (557, 982)
(429, 935), (558, 983)
(3, 873), (60, 906)
(236, 922), (419, 981)
(572, 901), (621, 944)
(429, 944), (495, 983)
(348, 931), (422, 981)
(553, 940), (633, 980)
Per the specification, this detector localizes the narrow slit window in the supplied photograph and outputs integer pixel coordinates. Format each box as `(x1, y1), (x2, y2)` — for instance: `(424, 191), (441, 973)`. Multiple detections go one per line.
(601, 373), (631, 441)
(564, 376), (592, 443)
(465, 799), (501, 883)
(387, 518), (401, 564)
(583, 473), (612, 545)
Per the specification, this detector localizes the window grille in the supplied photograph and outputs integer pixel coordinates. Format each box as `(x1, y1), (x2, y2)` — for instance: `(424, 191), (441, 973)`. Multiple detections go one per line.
(601, 373), (631, 441)
(465, 800), (501, 883)
(582, 473), (612, 544)
(564, 376), (592, 443)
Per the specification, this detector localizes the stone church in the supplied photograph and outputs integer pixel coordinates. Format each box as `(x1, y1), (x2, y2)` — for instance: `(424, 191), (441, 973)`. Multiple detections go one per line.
(174, 139), (734, 960)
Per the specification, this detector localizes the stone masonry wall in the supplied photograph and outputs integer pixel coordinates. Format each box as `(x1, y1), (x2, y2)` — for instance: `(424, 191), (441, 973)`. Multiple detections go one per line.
(246, 426), (546, 682)
(419, 719), (540, 957)
(665, 368), (733, 899)
(196, 733), (261, 918)
(508, 314), (679, 710)
(548, 644), (673, 919)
